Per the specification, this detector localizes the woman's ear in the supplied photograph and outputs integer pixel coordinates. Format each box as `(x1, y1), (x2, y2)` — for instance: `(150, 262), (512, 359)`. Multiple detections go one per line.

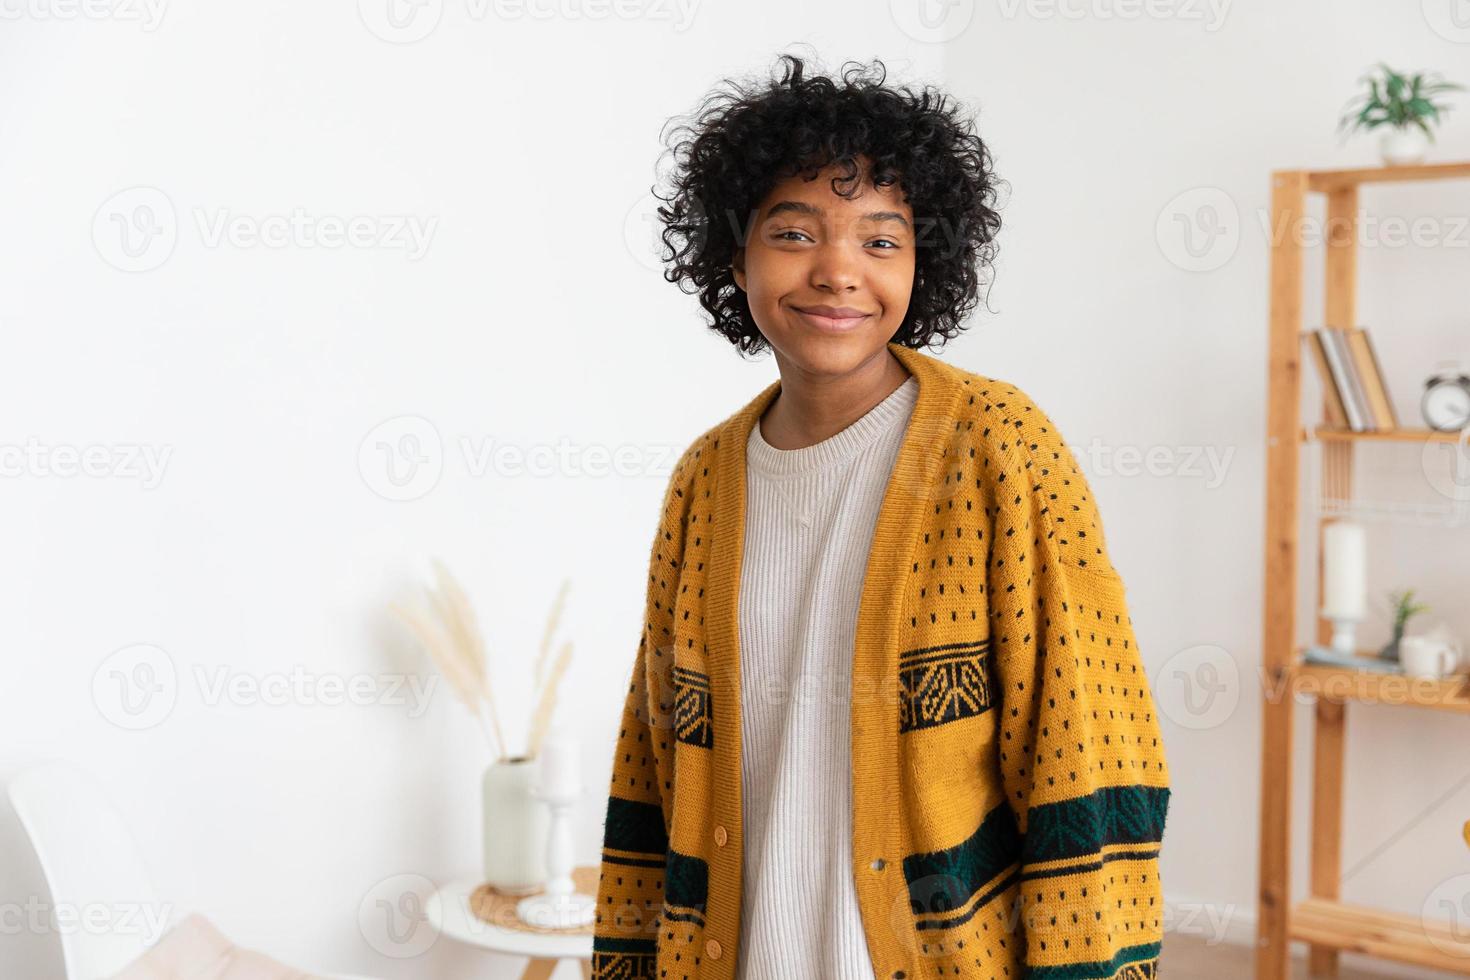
(730, 248), (746, 292)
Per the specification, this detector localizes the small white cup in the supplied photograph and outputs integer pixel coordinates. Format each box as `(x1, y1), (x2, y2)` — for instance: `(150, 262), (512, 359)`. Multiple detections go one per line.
(1400, 635), (1461, 680)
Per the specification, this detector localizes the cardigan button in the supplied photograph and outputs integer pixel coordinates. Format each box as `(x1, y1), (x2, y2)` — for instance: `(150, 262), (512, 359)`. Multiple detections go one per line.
(706, 938), (723, 959)
(714, 824), (728, 847)
(871, 857), (886, 871)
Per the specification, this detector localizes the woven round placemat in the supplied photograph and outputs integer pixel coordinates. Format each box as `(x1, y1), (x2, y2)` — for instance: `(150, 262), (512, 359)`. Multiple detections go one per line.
(468, 864), (599, 935)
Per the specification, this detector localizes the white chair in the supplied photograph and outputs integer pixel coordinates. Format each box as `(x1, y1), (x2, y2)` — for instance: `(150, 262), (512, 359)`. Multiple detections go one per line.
(8, 761), (379, 980)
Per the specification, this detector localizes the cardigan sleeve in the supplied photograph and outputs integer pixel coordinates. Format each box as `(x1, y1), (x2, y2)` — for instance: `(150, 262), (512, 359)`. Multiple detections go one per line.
(590, 441), (697, 980)
(985, 416), (1171, 979)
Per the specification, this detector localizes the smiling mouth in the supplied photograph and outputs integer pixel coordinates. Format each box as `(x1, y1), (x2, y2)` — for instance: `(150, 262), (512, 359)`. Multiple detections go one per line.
(791, 306), (873, 332)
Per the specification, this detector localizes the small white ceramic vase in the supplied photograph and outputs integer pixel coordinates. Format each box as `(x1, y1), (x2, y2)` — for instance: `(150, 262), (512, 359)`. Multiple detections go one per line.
(482, 755), (549, 894)
(1380, 126), (1429, 166)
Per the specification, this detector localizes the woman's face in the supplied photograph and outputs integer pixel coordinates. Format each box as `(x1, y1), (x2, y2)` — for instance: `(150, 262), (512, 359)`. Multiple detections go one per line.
(731, 156), (916, 379)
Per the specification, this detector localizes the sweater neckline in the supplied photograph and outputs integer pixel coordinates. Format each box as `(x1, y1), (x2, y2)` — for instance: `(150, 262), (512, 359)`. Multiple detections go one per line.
(746, 375), (918, 478)
(700, 340), (965, 974)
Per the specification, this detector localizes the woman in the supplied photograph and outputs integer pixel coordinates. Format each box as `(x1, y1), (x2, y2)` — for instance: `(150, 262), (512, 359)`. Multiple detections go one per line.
(592, 53), (1170, 980)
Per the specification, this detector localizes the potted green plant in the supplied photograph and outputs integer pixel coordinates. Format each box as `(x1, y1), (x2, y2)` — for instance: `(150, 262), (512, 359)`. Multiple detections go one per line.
(1337, 63), (1464, 166)
(1378, 587), (1431, 661)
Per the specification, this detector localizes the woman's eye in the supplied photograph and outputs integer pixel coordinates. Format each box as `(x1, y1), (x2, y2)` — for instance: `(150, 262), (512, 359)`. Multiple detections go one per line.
(868, 238), (900, 250)
(775, 229), (812, 242)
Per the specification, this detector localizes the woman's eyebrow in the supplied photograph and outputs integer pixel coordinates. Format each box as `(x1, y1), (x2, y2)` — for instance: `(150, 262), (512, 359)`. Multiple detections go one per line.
(765, 200), (912, 230)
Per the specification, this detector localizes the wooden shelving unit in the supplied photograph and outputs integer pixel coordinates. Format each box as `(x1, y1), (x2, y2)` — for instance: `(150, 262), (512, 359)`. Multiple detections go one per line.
(1258, 161), (1470, 979)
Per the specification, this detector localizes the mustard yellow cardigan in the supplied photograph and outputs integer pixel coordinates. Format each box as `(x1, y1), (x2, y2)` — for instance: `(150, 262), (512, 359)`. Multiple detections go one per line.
(592, 342), (1171, 980)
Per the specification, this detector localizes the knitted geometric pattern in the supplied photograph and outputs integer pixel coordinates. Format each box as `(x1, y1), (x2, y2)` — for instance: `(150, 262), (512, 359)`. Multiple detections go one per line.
(592, 342), (1170, 980)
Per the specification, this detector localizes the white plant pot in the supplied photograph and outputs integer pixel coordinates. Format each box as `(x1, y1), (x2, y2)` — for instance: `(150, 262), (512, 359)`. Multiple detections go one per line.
(482, 755), (549, 894)
(1379, 126), (1429, 166)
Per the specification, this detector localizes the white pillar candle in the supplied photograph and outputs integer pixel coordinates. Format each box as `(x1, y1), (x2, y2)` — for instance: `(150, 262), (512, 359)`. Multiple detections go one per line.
(538, 727), (581, 798)
(1321, 520), (1367, 620)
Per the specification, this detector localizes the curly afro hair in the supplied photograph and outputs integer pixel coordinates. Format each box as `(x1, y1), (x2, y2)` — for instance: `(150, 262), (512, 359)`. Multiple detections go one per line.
(653, 53), (1004, 356)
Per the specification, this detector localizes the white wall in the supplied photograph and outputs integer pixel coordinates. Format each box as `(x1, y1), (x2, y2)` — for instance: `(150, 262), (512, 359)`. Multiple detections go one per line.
(4, 0), (1469, 976)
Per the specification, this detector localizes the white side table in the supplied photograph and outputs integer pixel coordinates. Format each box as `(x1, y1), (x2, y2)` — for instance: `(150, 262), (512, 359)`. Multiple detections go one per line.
(429, 872), (595, 979)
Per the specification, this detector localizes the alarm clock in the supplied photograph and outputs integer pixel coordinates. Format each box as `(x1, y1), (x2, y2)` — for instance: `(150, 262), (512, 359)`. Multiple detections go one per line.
(1421, 371), (1470, 431)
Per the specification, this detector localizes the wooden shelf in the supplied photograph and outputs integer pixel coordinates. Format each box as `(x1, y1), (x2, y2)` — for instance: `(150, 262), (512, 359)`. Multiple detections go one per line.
(1306, 426), (1465, 444)
(1296, 161), (1470, 192)
(1258, 161), (1470, 980)
(1291, 899), (1470, 974)
(1290, 655), (1470, 714)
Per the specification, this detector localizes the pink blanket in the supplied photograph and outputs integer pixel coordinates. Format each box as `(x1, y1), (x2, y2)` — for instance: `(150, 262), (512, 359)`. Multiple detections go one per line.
(110, 914), (325, 980)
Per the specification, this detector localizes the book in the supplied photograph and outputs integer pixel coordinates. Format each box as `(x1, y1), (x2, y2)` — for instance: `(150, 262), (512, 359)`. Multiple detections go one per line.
(1331, 326), (1376, 430)
(1302, 644), (1403, 674)
(1347, 326), (1399, 429)
(1303, 330), (1350, 429)
(1318, 327), (1369, 431)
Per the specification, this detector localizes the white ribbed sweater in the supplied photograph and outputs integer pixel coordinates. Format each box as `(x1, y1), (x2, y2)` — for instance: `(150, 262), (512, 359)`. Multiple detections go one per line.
(734, 374), (919, 980)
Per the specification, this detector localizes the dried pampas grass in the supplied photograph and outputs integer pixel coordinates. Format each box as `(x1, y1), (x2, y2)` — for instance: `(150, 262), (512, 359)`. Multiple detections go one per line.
(392, 563), (573, 763)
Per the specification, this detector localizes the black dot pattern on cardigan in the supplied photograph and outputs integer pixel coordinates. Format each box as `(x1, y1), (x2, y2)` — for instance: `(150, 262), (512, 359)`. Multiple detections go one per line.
(894, 377), (1167, 980)
(593, 430), (716, 980)
(594, 358), (1169, 980)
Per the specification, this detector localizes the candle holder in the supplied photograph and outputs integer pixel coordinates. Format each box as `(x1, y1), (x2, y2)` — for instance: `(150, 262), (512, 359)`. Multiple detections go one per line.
(515, 779), (594, 929)
(1325, 612), (1360, 655)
